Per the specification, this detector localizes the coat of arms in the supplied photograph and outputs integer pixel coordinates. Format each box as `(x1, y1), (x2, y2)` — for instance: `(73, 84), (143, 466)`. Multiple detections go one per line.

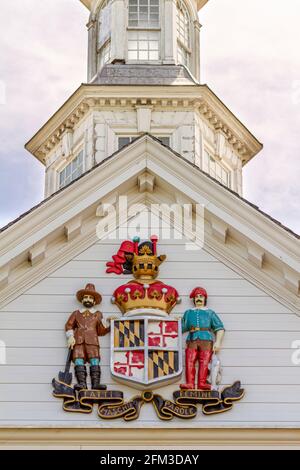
(52, 235), (244, 420)
(108, 236), (182, 389)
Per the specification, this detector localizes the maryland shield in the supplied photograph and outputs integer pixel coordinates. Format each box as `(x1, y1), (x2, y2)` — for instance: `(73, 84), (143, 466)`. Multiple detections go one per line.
(111, 315), (182, 389)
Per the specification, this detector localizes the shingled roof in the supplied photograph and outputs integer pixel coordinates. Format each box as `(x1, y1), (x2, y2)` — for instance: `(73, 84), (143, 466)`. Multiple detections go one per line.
(92, 64), (198, 86)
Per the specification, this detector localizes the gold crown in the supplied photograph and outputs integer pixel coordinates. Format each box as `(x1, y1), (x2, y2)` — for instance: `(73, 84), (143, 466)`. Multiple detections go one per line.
(132, 253), (165, 280)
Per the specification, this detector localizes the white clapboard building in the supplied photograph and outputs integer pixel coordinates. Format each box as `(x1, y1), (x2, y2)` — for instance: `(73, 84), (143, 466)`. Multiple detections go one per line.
(0, 0), (299, 449)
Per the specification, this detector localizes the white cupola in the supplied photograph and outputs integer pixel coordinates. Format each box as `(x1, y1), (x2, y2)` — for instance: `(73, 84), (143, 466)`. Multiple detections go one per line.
(85, 0), (208, 82)
(25, 0), (262, 200)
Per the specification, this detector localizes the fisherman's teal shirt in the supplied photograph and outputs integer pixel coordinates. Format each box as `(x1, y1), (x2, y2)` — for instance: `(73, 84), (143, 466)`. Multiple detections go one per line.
(182, 307), (225, 342)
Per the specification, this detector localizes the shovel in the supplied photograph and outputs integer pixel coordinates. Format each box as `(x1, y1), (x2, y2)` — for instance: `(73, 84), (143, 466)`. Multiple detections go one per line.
(58, 349), (73, 385)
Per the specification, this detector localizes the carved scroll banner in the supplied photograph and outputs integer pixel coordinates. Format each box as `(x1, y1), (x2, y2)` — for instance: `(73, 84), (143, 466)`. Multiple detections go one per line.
(151, 394), (197, 420)
(53, 379), (244, 420)
(52, 378), (124, 414)
(99, 396), (144, 421)
(173, 381), (245, 415)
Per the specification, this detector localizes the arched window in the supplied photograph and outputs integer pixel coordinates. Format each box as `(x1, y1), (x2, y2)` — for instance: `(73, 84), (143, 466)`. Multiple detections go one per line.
(98, 0), (112, 68)
(128, 0), (160, 61)
(176, 0), (191, 67)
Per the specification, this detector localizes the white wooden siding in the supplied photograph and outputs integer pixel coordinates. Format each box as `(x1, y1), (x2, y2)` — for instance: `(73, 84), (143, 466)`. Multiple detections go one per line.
(0, 239), (300, 427)
(1, 347), (298, 367)
(0, 330), (298, 349)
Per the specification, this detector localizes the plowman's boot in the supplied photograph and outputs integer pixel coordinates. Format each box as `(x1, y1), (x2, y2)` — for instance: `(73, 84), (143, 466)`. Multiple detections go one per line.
(198, 350), (213, 390)
(74, 365), (87, 391)
(90, 365), (107, 390)
(180, 348), (198, 390)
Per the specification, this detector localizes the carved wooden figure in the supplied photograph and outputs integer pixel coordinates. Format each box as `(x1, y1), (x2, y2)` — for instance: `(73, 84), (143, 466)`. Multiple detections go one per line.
(65, 283), (110, 390)
(180, 287), (225, 391)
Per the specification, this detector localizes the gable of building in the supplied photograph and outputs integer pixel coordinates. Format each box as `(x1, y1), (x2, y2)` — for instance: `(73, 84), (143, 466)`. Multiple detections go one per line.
(0, 135), (299, 313)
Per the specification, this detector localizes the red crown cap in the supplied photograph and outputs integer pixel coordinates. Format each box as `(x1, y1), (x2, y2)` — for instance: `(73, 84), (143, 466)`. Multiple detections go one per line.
(112, 281), (180, 315)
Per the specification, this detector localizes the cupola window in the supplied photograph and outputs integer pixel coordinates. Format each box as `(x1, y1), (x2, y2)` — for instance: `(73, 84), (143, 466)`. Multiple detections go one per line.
(203, 151), (231, 188)
(99, 40), (111, 69)
(128, 0), (160, 28)
(98, 0), (112, 68)
(176, 0), (191, 67)
(118, 136), (138, 150)
(59, 151), (84, 189)
(118, 135), (170, 150)
(128, 0), (160, 62)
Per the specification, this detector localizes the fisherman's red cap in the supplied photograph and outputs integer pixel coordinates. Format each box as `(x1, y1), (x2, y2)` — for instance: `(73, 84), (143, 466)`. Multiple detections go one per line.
(190, 287), (208, 299)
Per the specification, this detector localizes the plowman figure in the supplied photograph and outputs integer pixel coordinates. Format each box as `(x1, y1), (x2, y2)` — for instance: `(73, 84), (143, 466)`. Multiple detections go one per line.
(65, 283), (110, 391)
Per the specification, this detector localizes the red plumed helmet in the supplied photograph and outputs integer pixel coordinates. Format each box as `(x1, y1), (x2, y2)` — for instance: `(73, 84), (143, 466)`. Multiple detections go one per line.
(119, 240), (135, 253)
(190, 287), (208, 300)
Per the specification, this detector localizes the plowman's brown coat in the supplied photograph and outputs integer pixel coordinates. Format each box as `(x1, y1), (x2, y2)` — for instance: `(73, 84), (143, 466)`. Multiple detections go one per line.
(65, 310), (109, 361)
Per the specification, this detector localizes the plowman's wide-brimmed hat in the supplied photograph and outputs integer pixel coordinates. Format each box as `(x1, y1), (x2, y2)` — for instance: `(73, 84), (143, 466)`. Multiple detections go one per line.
(76, 283), (102, 305)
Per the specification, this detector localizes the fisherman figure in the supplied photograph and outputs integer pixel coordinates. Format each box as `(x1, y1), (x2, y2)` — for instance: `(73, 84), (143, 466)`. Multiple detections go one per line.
(180, 287), (225, 391)
(65, 284), (110, 391)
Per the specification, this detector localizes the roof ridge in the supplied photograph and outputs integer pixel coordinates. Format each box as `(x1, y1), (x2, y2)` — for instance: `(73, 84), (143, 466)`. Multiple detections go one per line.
(1, 133), (299, 240)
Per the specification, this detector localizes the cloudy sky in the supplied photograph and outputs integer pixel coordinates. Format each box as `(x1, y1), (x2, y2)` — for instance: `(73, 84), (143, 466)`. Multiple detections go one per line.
(0, 0), (299, 234)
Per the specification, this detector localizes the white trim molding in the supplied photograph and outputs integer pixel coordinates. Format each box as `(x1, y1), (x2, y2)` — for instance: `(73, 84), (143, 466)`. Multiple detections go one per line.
(25, 85), (263, 166)
(1, 426), (300, 448)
